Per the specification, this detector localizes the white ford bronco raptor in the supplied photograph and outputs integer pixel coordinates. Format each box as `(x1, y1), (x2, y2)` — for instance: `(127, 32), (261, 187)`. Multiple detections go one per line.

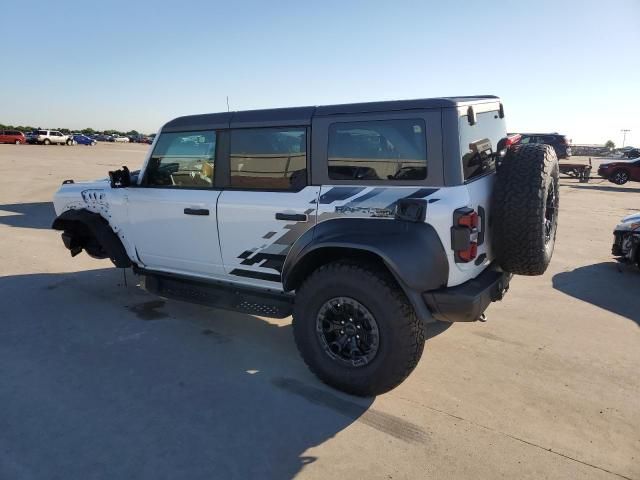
(52, 96), (559, 396)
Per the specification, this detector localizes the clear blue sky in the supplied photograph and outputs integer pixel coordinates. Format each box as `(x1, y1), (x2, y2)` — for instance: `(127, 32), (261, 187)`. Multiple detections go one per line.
(3, 0), (639, 145)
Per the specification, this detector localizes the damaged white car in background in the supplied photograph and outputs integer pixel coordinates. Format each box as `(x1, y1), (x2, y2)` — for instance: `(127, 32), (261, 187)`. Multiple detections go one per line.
(612, 212), (640, 268)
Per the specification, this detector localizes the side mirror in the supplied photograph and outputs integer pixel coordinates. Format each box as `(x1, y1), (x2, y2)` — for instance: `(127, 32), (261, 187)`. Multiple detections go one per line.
(108, 165), (131, 188)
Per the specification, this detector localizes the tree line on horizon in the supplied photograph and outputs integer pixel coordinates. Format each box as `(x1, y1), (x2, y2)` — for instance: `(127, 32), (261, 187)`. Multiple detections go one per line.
(0, 123), (153, 137)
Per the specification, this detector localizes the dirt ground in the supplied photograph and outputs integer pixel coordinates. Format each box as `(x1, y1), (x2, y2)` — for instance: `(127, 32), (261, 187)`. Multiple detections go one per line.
(0, 143), (638, 480)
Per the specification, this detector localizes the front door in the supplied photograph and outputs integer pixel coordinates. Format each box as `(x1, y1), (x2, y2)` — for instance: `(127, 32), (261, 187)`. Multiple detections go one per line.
(126, 129), (225, 278)
(216, 126), (319, 288)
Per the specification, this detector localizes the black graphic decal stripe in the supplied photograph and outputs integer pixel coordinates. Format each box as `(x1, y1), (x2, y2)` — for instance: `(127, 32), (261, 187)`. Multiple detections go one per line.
(240, 252), (286, 272)
(230, 269), (281, 282)
(318, 187), (366, 204)
(347, 188), (387, 204)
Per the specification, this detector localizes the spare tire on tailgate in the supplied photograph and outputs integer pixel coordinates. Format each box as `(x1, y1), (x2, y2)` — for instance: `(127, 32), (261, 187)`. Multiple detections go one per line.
(493, 143), (559, 275)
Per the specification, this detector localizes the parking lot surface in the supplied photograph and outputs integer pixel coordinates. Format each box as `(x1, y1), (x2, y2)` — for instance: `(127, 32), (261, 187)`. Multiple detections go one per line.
(1, 143), (638, 479)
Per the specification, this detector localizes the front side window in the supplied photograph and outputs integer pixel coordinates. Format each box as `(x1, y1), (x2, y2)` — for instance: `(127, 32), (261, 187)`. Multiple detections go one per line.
(327, 119), (427, 181)
(230, 127), (306, 190)
(144, 130), (216, 188)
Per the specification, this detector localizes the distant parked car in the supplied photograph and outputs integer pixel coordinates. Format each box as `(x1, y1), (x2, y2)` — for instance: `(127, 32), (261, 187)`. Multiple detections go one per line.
(598, 157), (640, 185)
(623, 148), (640, 159)
(112, 135), (130, 143)
(129, 134), (152, 144)
(510, 133), (571, 159)
(28, 130), (72, 145)
(73, 134), (97, 146)
(94, 134), (113, 142)
(0, 130), (27, 144)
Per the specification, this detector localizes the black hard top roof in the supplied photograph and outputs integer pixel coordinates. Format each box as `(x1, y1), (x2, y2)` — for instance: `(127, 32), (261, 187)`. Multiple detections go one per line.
(162, 95), (500, 132)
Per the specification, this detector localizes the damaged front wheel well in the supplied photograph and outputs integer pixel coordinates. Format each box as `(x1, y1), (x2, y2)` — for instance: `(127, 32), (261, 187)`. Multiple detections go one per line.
(52, 209), (132, 267)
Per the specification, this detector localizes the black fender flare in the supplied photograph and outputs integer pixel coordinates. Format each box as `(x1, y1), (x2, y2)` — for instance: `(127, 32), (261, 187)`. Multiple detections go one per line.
(282, 218), (449, 322)
(52, 209), (132, 268)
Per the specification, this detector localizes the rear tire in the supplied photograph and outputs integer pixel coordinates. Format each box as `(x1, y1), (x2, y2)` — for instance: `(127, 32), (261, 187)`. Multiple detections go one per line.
(15, 140), (21, 145)
(43, 139), (51, 145)
(293, 261), (425, 396)
(610, 169), (630, 185)
(493, 143), (559, 275)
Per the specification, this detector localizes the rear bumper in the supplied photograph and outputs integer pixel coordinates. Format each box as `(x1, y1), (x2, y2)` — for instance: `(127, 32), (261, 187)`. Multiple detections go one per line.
(423, 265), (512, 322)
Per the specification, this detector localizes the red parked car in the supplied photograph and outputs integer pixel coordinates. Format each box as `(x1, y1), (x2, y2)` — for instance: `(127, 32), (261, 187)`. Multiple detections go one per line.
(0, 130), (27, 144)
(598, 158), (640, 185)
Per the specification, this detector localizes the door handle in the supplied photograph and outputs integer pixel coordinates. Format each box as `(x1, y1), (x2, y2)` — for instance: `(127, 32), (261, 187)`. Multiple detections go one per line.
(184, 208), (209, 216)
(275, 212), (307, 221)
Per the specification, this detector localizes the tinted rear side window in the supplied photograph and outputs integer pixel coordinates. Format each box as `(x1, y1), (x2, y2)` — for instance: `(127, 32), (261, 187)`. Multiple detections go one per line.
(229, 127), (307, 190)
(327, 119), (427, 181)
(459, 111), (506, 180)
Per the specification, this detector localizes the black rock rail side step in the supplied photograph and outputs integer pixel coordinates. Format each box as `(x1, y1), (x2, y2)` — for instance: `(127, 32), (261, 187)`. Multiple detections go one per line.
(136, 268), (293, 318)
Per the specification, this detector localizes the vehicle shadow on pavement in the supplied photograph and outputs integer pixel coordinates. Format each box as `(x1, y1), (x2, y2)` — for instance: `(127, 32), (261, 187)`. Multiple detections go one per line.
(568, 184), (640, 193)
(0, 267), (437, 479)
(552, 262), (640, 327)
(0, 202), (55, 229)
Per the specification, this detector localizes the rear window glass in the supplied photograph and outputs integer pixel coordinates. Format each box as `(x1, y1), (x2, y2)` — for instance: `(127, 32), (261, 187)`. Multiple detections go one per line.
(459, 111), (506, 181)
(37, 130), (47, 135)
(328, 119), (427, 181)
(230, 127), (307, 190)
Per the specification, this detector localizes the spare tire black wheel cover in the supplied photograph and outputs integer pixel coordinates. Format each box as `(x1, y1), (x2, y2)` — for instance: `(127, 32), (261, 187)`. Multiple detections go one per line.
(493, 143), (559, 276)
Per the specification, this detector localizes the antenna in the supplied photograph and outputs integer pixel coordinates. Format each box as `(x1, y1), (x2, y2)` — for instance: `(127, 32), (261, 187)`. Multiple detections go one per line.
(621, 129), (631, 148)
(226, 96), (230, 112)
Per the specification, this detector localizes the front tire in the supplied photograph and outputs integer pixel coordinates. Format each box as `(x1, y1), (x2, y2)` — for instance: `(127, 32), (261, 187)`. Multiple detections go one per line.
(293, 261), (425, 396)
(15, 140), (21, 145)
(610, 170), (630, 185)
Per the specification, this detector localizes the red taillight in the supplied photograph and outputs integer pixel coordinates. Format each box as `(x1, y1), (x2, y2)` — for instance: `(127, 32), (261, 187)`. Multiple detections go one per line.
(505, 134), (521, 146)
(458, 211), (478, 228)
(452, 208), (479, 263)
(458, 242), (477, 262)
(497, 134), (522, 153)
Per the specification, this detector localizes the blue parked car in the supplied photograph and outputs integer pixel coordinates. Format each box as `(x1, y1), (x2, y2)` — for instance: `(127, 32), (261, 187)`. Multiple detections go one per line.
(73, 134), (97, 146)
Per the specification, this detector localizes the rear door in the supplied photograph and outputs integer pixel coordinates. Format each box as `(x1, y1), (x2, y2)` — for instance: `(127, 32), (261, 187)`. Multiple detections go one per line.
(457, 105), (507, 278)
(217, 126), (319, 288)
(126, 129), (225, 278)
